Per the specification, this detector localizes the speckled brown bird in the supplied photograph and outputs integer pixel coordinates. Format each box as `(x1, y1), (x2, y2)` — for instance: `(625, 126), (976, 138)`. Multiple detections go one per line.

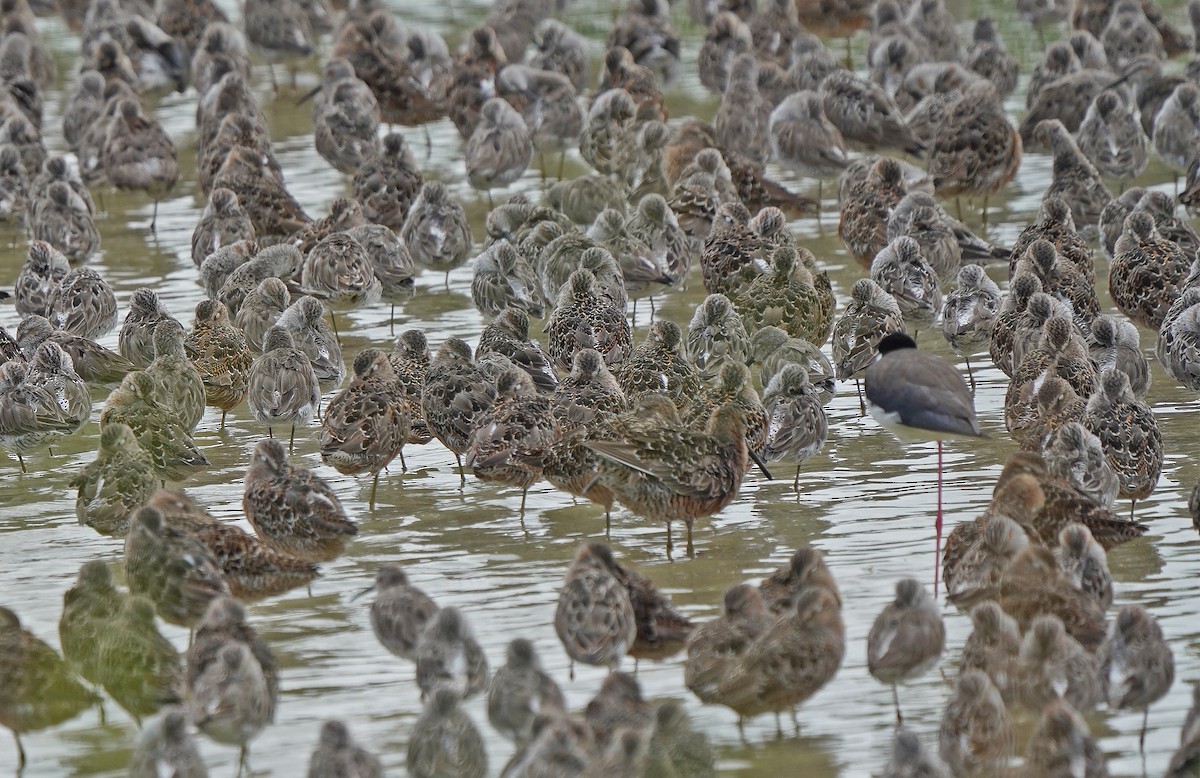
(1083, 367), (1163, 512)
(69, 421), (157, 536)
(465, 368), (559, 515)
(868, 579), (945, 723)
(244, 438), (357, 562)
(714, 586), (844, 726)
(1110, 211), (1191, 331)
(124, 506), (230, 628)
(544, 269), (632, 372)
(554, 542), (637, 675)
(320, 348), (409, 508)
(588, 403), (752, 557)
(839, 157), (912, 267)
(184, 299), (253, 428)
(420, 337), (496, 484)
(0, 606), (98, 770)
(150, 487), (318, 602)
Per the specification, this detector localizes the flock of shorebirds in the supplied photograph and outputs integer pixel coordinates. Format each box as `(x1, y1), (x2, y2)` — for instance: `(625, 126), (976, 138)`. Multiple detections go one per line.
(5, 0), (1200, 774)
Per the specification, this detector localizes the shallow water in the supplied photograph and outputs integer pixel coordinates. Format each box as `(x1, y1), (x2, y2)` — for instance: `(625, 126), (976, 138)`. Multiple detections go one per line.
(3, 0), (1200, 775)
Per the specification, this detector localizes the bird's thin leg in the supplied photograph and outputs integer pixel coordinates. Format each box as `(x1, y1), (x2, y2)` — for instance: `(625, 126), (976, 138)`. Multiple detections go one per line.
(289, 425), (295, 453)
(892, 684), (903, 724)
(856, 379), (865, 415)
(370, 471), (379, 511)
(455, 452), (465, 487)
(935, 440), (943, 595)
(686, 522), (695, 558)
(793, 466), (800, 492)
(13, 732), (25, 769)
(964, 354), (976, 394)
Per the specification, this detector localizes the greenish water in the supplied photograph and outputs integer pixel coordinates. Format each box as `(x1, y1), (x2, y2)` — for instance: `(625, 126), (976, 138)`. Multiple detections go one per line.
(2, 1), (1200, 776)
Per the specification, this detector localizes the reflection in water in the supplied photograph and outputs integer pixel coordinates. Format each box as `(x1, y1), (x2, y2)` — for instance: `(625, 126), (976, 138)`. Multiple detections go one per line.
(3, 0), (1200, 776)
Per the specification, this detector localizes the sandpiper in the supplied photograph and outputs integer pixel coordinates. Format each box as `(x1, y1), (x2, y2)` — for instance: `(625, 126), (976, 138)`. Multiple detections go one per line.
(414, 606), (489, 700)
(124, 506), (229, 628)
(406, 687), (488, 778)
(69, 422), (157, 536)
(554, 543), (637, 676)
(867, 578), (945, 722)
(186, 597), (279, 772)
(319, 349), (409, 508)
(306, 720), (382, 778)
(0, 606), (98, 770)
(487, 638), (566, 746)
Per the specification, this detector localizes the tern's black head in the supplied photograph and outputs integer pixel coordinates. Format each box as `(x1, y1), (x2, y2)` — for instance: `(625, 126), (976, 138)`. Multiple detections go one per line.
(877, 332), (917, 355)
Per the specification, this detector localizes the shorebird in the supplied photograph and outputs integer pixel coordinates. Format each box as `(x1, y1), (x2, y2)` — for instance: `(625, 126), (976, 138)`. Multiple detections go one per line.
(306, 720), (382, 778)
(192, 187), (255, 267)
(0, 606), (98, 770)
(831, 278), (905, 408)
(1075, 90), (1147, 185)
(1111, 211), (1191, 331)
(554, 543), (637, 677)
(48, 266), (116, 340)
(714, 587), (844, 732)
(1083, 368), (1163, 515)
(275, 295), (343, 389)
(1014, 614), (1103, 714)
(421, 338), (496, 484)
(864, 332), (985, 590)
(124, 506), (229, 628)
(1025, 700), (1106, 777)
(960, 601), (1022, 705)
(414, 606), (489, 700)
(358, 563), (439, 662)
(16, 314), (132, 384)
(185, 299), (252, 428)
(470, 239), (544, 319)
(465, 368), (559, 516)
(684, 583), (775, 714)
(1088, 314), (1149, 396)
(544, 269), (632, 372)
(1045, 422), (1120, 509)
(144, 320), (206, 433)
(13, 240), (66, 321)
(98, 372), (209, 482)
(186, 597), (279, 773)
(867, 578), (945, 722)
(402, 180), (474, 282)
(1101, 605), (1175, 750)
(118, 288), (178, 369)
(407, 688), (488, 778)
(235, 277), (289, 354)
(1034, 119), (1113, 237)
(487, 639), (566, 746)
(761, 365), (831, 490)
(477, 307), (556, 393)
(352, 133), (423, 232)
(887, 728), (951, 778)
(102, 98), (178, 231)
(244, 438), (357, 562)
(69, 422), (157, 536)
(465, 97), (533, 206)
(128, 707), (207, 778)
(150, 487), (319, 602)
(319, 349), (409, 508)
(937, 670), (1013, 775)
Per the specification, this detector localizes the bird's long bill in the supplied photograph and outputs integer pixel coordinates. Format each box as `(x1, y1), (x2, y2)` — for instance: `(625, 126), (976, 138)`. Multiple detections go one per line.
(350, 583), (376, 601)
(749, 449), (774, 480)
(296, 84), (323, 106)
